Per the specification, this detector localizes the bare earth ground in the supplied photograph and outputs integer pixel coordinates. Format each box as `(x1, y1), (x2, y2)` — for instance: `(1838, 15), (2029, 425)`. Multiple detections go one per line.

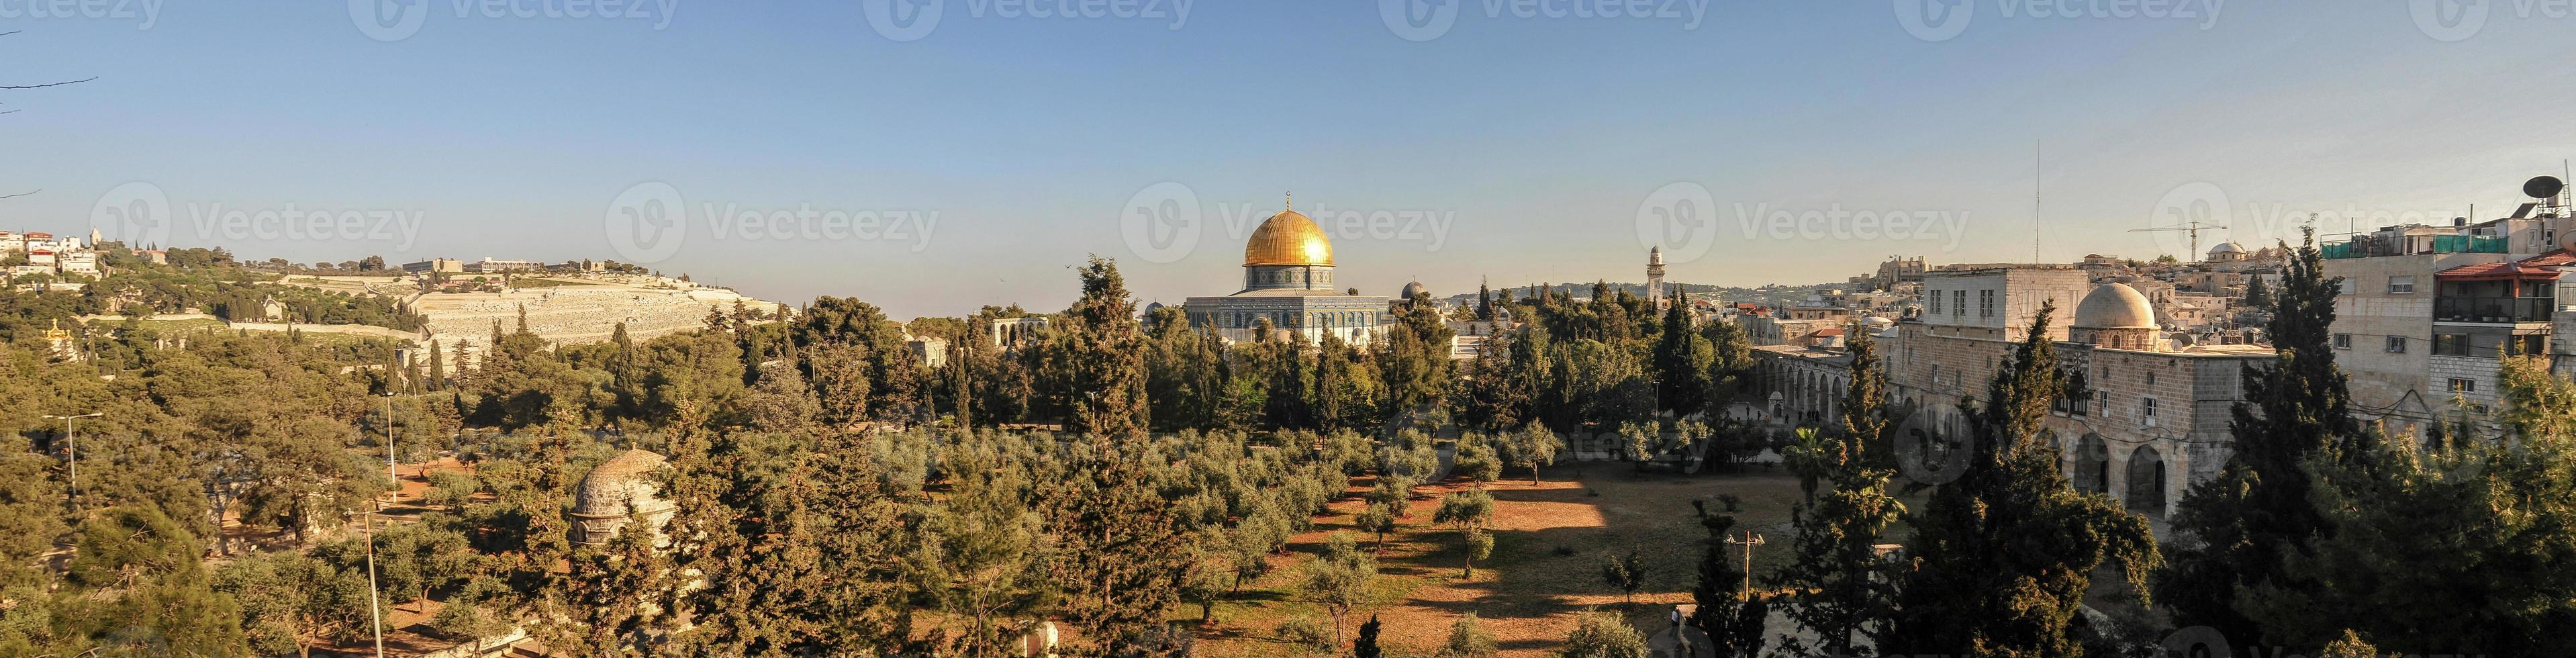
(1186, 465), (1808, 657)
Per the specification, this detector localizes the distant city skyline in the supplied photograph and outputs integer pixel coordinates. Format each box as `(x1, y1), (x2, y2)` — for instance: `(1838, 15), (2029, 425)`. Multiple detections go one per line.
(7, 3), (2576, 318)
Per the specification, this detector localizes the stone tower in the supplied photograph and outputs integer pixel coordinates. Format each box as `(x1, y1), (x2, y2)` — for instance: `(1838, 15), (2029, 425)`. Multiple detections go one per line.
(1645, 246), (1668, 309)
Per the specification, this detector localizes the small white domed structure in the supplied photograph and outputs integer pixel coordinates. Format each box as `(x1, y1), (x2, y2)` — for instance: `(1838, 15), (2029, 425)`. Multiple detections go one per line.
(2207, 241), (2248, 263)
(2071, 283), (2160, 351)
(571, 449), (677, 547)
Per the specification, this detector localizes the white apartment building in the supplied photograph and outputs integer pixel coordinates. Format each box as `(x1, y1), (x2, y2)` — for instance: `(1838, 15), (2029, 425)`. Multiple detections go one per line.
(2323, 212), (2576, 437)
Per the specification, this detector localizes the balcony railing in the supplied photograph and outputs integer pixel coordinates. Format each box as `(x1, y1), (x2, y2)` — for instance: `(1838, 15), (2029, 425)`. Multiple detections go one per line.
(2434, 296), (2555, 323)
(2323, 234), (2509, 259)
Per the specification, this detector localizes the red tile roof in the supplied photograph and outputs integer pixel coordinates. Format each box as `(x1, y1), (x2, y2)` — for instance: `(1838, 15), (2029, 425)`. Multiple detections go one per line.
(2524, 249), (2576, 267)
(2436, 262), (2550, 281)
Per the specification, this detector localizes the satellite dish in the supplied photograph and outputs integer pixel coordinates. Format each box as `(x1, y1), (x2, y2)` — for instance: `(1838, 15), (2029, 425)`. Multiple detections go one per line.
(2525, 175), (2565, 200)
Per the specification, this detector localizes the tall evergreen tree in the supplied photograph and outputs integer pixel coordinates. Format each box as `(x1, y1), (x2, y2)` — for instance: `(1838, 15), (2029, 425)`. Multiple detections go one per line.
(1042, 440), (1192, 653)
(1455, 331), (1526, 432)
(1507, 325), (1560, 431)
(1313, 333), (1359, 431)
(1771, 326), (1901, 656)
(427, 339), (446, 392)
(2158, 230), (2357, 643)
(2230, 354), (2576, 655)
(1063, 256), (1150, 438)
(1474, 280), (1494, 320)
(1353, 614), (1384, 658)
(1144, 306), (1223, 432)
(1650, 285), (1713, 417)
(1698, 318), (1756, 414)
(1886, 303), (2159, 655)
(2244, 275), (2275, 312)
(1378, 292), (1456, 416)
(1263, 335), (1315, 430)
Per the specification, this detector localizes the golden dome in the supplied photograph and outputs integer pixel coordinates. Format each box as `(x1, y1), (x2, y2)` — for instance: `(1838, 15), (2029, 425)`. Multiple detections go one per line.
(1243, 209), (1334, 267)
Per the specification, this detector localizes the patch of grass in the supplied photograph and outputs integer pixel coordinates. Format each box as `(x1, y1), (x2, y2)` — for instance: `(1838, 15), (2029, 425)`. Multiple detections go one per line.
(1184, 467), (1815, 657)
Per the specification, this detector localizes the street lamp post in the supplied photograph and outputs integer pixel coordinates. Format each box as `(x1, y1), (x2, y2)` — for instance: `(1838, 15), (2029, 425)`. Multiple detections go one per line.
(366, 391), (396, 658)
(385, 393), (399, 493)
(1723, 530), (1765, 604)
(42, 412), (102, 508)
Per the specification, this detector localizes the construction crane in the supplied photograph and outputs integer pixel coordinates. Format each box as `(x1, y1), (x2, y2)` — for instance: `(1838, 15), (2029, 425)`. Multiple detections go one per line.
(2130, 222), (2229, 260)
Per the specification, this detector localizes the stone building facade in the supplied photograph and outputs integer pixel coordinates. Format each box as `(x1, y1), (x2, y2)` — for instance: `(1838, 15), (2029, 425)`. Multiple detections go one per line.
(1888, 267), (2275, 518)
(1754, 342), (1860, 426)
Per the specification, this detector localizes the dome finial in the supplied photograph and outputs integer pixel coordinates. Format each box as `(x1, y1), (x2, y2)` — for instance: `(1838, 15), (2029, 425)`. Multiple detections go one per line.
(1284, 191), (1292, 211)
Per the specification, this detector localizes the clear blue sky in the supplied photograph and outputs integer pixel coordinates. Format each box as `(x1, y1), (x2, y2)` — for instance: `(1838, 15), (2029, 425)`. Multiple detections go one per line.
(6, 1), (2575, 318)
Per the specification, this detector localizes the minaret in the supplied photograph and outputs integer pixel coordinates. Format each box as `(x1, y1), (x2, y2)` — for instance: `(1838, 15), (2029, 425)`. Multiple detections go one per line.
(1645, 246), (1668, 309)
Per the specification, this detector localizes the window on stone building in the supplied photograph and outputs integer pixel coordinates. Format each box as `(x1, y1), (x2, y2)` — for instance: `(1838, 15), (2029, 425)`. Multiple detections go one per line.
(2388, 275), (2416, 294)
(2434, 333), (2470, 357)
(2144, 371), (2156, 386)
(2140, 397), (2158, 422)
(2386, 336), (2407, 353)
(1979, 289), (1996, 318)
(2449, 377), (2477, 393)
(1928, 289), (1942, 314)
(1952, 290), (1965, 317)
(2333, 333), (2351, 350)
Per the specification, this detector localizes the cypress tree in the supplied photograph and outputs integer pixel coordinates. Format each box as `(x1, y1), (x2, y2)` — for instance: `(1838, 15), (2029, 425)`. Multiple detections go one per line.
(1771, 326), (1901, 656)
(1886, 302), (2160, 655)
(383, 342), (406, 394)
(1475, 281), (1493, 320)
(2158, 230), (2357, 643)
(1650, 284), (1711, 416)
(1064, 255), (1149, 439)
(427, 340), (445, 392)
(1353, 614), (1383, 658)
(2232, 354), (2576, 655)
(1265, 336), (1315, 430)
